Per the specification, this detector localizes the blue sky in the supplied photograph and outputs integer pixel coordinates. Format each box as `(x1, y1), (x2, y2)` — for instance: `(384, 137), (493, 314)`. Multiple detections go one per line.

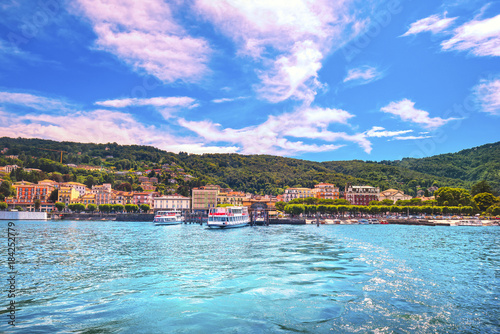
(0, 0), (499, 162)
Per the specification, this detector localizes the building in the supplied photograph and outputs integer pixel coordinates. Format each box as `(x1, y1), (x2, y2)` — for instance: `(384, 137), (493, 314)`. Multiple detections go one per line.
(91, 183), (113, 205)
(283, 187), (315, 202)
(7, 181), (55, 211)
(154, 194), (191, 211)
(217, 191), (246, 206)
(140, 182), (156, 191)
(132, 192), (159, 208)
(379, 189), (412, 204)
(39, 179), (60, 188)
(192, 185), (220, 210)
(0, 165), (19, 173)
(313, 183), (340, 200)
(13, 181), (54, 204)
(81, 193), (96, 206)
(58, 186), (80, 205)
(344, 184), (380, 205)
(138, 176), (149, 183)
(63, 182), (87, 197)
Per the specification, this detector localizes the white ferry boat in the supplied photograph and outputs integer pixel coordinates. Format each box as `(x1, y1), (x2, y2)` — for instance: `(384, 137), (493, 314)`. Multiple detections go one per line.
(457, 220), (483, 226)
(154, 210), (183, 226)
(207, 206), (249, 229)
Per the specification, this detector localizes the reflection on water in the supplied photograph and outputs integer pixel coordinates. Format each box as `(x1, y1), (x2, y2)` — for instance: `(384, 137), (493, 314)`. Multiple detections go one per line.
(0, 221), (498, 333)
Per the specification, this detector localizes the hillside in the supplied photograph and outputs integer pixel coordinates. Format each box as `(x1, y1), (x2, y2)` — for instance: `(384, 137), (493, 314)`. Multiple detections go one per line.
(381, 141), (500, 193)
(0, 137), (493, 195)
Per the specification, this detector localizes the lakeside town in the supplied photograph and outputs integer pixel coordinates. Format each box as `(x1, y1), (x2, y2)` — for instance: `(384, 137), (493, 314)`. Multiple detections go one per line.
(1, 162), (499, 224)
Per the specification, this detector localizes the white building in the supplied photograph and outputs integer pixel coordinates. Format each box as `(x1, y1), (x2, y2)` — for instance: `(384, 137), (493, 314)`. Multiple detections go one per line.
(154, 194), (191, 211)
(379, 189), (412, 204)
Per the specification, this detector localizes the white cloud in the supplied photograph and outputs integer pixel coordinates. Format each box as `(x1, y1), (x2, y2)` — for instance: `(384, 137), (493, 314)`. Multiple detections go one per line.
(74, 0), (210, 82)
(95, 96), (198, 109)
(0, 91), (74, 111)
(402, 13), (457, 36)
(441, 14), (500, 57)
(381, 99), (457, 129)
(402, 12), (500, 57)
(194, 0), (380, 103)
(473, 77), (500, 115)
(178, 105), (373, 155)
(392, 135), (432, 140)
(365, 126), (413, 138)
(0, 107), (238, 154)
(344, 66), (384, 85)
(212, 96), (249, 103)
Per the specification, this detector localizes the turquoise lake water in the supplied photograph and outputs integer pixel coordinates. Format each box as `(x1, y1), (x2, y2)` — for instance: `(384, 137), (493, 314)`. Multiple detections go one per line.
(1, 221), (498, 333)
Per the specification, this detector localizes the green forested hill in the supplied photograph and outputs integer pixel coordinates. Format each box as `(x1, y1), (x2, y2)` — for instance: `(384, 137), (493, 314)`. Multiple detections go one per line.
(1, 137), (495, 195)
(381, 142), (500, 193)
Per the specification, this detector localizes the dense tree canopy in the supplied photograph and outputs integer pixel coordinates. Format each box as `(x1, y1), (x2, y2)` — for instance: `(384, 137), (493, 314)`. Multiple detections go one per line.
(434, 187), (472, 206)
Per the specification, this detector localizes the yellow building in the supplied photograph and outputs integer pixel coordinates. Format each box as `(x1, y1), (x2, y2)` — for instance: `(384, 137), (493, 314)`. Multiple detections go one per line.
(81, 193), (96, 206)
(192, 185), (220, 210)
(283, 187), (315, 202)
(58, 186), (80, 205)
(217, 191), (246, 206)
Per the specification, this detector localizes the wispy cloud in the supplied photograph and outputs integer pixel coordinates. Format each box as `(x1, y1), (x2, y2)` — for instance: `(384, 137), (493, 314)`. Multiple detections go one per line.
(74, 0), (211, 82)
(344, 66), (384, 85)
(211, 96), (249, 104)
(0, 106), (238, 154)
(402, 13), (457, 36)
(473, 77), (500, 115)
(392, 135), (432, 140)
(95, 96), (198, 109)
(364, 126), (413, 138)
(402, 12), (500, 57)
(381, 99), (457, 129)
(0, 91), (74, 112)
(178, 105), (372, 155)
(441, 14), (500, 57)
(195, 0), (381, 103)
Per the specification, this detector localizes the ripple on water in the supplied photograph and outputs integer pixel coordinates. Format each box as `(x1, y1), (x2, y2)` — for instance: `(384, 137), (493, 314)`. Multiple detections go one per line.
(1, 222), (498, 333)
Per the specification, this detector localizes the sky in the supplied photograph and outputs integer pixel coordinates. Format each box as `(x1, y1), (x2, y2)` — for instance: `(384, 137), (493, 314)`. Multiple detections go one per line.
(0, 0), (499, 162)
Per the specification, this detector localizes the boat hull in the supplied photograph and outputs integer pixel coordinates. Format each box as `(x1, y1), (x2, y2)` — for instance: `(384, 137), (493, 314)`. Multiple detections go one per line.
(154, 221), (183, 226)
(207, 222), (249, 229)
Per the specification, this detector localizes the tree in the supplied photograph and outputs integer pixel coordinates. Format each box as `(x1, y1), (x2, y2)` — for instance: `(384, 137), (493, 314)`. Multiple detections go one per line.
(55, 202), (66, 212)
(332, 199), (350, 205)
(99, 204), (112, 213)
(113, 204), (124, 213)
(434, 187), (472, 206)
(87, 203), (97, 212)
(471, 180), (494, 196)
(284, 204), (304, 216)
(14, 206), (23, 211)
(472, 193), (498, 212)
(140, 204), (150, 212)
(116, 182), (132, 192)
(486, 203), (500, 216)
(68, 203), (85, 212)
(275, 201), (286, 212)
(0, 202), (8, 211)
(124, 204), (139, 213)
(34, 199), (41, 211)
(49, 189), (58, 203)
(0, 180), (13, 198)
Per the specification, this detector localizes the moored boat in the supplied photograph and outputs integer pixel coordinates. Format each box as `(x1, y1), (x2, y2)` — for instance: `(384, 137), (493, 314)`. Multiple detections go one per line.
(154, 210), (183, 225)
(207, 206), (249, 229)
(457, 220), (483, 226)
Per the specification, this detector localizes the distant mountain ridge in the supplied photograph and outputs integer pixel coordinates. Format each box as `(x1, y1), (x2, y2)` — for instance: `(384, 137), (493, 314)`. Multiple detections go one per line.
(379, 141), (500, 192)
(1, 137), (498, 195)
